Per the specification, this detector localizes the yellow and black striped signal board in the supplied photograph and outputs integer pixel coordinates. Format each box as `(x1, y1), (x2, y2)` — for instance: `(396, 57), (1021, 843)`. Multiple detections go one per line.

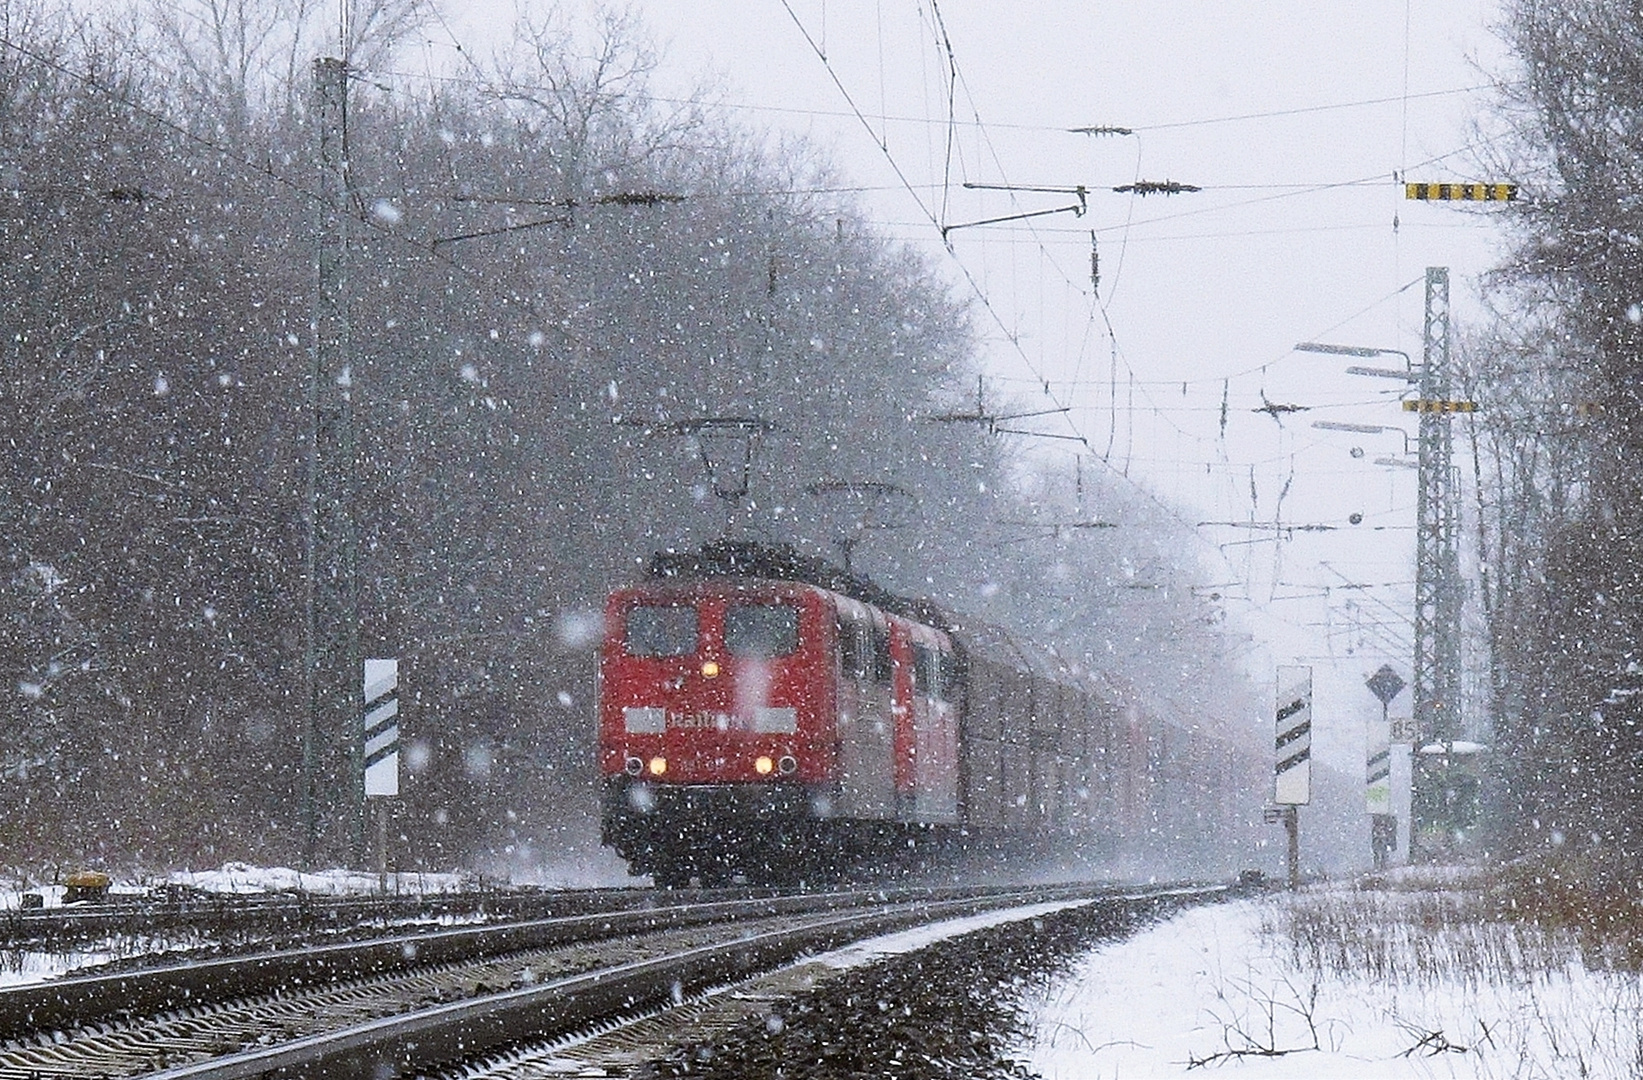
(1405, 182), (1517, 202)
(1403, 399), (1478, 414)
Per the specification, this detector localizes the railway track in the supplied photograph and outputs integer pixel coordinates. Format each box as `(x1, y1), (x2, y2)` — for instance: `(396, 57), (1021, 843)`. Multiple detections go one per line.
(0, 886), (652, 951)
(0, 881), (1219, 1078)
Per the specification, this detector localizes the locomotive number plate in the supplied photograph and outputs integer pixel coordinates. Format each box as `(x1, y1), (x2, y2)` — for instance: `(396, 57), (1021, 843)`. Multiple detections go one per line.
(669, 711), (739, 731)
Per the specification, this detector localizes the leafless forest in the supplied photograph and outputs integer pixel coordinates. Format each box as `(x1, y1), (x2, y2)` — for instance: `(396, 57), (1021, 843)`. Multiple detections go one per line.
(0, 0), (1270, 875)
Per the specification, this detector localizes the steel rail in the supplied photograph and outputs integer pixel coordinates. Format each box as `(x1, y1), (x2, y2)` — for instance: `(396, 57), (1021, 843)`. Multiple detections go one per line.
(0, 891), (834, 1038)
(148, 884), (1223, 1080)
(0, 881), (1121, 1041)
(0, 886), (652, 949)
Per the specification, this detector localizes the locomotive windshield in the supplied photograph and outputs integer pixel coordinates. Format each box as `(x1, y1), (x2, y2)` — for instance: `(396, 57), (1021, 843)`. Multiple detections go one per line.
(724, 602), (800, 658)
(624, 604), (698, 657)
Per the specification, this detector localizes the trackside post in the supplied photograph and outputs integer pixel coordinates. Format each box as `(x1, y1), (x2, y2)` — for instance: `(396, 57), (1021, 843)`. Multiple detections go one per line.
(1272, 665), (1313, 888)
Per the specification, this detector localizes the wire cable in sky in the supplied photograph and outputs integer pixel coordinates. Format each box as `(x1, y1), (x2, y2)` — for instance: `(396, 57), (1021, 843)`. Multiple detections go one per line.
(772, 0), (941, 229)
(373, 64), (1488, 136)
(770, 0), (1269, 587)
(1135, 84), (1487, 132)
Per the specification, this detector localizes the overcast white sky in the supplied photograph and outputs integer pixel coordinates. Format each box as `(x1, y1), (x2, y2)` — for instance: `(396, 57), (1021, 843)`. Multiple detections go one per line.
(435, 0), (1510, 763)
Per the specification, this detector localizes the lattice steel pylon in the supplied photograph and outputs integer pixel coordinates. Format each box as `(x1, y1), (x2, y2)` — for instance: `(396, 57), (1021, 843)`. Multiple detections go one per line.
(1411, 267), (1463, 848)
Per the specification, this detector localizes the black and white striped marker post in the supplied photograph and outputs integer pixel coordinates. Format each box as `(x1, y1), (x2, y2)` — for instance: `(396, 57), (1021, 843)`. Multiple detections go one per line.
(363, 659), (400, 798)
(1273, 665), (1312, 889)
(363, 659), (399, 894)
(1274, 665), (1312, 806)
(1366, 736), (1391, 814)
(1366, 727), (1395, 869)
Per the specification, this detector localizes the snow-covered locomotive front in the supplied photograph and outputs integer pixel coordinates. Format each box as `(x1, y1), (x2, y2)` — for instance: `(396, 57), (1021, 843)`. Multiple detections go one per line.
(598, 543), (960, 886)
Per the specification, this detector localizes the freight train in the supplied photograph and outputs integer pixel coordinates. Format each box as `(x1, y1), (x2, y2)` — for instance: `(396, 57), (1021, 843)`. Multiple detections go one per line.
(598, 541), (1261, 887)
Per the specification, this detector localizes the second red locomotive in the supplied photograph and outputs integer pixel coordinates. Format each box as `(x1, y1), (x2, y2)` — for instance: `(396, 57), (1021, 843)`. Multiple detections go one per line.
(598, 541), (1257, 886)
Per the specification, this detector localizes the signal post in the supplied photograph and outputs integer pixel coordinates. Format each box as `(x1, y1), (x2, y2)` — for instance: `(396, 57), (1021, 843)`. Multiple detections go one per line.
(1270, 666), (1313, 888)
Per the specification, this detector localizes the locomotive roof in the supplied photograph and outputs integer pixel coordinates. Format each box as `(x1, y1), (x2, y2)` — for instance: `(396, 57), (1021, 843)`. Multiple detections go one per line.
(646, 541), (955, 631)
(645, 541), (1104, 691)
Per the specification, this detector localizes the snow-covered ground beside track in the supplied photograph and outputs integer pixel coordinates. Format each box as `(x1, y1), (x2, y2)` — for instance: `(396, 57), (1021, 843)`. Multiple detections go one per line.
(161, 862), (473, 896)
(0, 863), (483, 988)
(1016, 891), (1643, 1079)
(0, 862), (477, 910)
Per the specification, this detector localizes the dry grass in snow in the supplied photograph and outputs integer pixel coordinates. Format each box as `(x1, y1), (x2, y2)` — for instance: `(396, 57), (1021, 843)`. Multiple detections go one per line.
(1016, 869), (1643, 1078)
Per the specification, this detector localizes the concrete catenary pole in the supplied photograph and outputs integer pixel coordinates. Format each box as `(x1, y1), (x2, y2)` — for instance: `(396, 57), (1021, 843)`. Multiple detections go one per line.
(302, 54), (363, 869)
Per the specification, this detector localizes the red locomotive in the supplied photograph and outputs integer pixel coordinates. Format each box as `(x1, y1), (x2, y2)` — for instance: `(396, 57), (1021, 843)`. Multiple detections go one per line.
(599, 541), (1258, 886)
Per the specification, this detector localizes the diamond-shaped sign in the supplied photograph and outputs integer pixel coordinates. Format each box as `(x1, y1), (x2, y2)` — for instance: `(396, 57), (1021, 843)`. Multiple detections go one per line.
(1366, 664), (1406, 706)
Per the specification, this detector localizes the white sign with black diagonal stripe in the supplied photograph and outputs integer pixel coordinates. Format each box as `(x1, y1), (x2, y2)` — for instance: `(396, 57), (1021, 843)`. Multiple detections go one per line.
(363, 658), (399, 797)
(1366, 717), (1391, 814)
(1275, 665), (1312, 805)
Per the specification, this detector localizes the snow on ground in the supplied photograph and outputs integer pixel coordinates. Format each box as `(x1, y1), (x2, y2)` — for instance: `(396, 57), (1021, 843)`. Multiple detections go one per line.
(813, 899), (1098, 971)
(1016, 891), (1643, 1079)
(477, 844), (637, 890)
(0, 883), (62, 911)
(0, 863), (477, 911)
(0, 881), (160, 911)
(164, 862), (473, 896)
(0, 863), (482, 989)
(0, 944), (131, 990)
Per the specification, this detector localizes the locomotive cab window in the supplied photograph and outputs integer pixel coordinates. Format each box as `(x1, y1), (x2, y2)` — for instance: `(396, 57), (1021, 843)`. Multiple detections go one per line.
(871, 624), (893, 685)
(725, 602), (800, 658)
(838, 616), (869, 680)
(939, 650), (962, 700)
(913, 644), (939, 697)
(624, 604), (698, 657)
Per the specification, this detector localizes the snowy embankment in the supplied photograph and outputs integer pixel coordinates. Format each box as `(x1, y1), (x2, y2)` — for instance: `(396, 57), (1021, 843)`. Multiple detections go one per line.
(1017, 872), (1642, 1078)
(161, 862), (473, 897)
(0, 863), (479, 989)
(0, 862), (475, 911)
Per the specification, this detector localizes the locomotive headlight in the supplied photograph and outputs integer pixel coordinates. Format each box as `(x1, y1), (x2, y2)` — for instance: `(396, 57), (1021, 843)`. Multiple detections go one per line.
(700, 660), (720, 678)
(624, 756), (644, 776)
(648, 756), (667, 776)
(778, 754), (798, 776)
(754, 755), (774, 775)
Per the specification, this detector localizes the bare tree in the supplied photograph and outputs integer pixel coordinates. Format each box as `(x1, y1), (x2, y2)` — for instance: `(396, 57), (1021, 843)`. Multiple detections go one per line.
(342, 0), (436, 72)
(1476, 0), (1643, 854)
(0, 0), (1270, 874)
